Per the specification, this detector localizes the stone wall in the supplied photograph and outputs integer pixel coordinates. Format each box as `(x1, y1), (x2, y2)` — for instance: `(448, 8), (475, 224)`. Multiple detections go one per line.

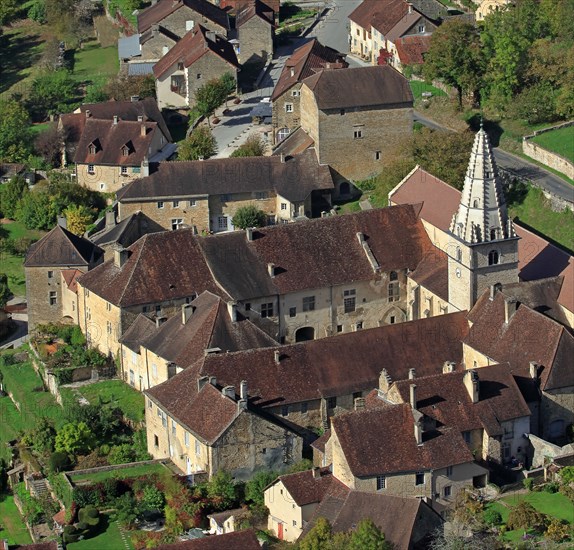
(155, 7), (228, 39)
(523, 121), (574, 181)
(238, 15), (273, 68)
(272, 83), (302, 144)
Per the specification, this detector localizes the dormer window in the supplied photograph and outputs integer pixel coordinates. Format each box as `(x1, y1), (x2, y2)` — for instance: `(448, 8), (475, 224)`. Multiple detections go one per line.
(121, 146), (129, 157)
(88, 144), (96, 155)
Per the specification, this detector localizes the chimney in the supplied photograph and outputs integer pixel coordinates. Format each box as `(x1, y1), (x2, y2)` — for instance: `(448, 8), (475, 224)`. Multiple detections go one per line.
(152, 24), (159, 36)
(209, 376), (217, 386)
(113, 115), (118, 125)
(409, 384), (417, 409)
(268, 263), (275, 278)
(238, 398), (247, 410)
(105, 210), (116, 229)
(246, 227), (254, 241)
(155, 316), (167, 327)
(442, 361), (455, 374)
(141, 156), (149, 177)
(131, 95), (140, 102)
(85, 109), (91, 118)
(113, 246), (129, 268)
(274, 350), (281, 364)
(137, 115), (144, 122)
(197, 376), (209, 392)
(206, 31), (216, 42)
(414, 413), (423, 445)
(141, 124), (147, 137)
(356, 231), (364, 244)
(407, 2), (412, 13)
(312, 467), (321, 479)
(464, 370), (480, 403)
(280, 153), (285, 163)
(228, 302), (237, 322)
(222, 386), (235, 400)
(240, 380), (248, 400)
(290, 68), (295, 77)
(504, 297), (518, 323)
(379, 368), (392, 392)
(354, 397), (365, 410)
(529, 361), (539, 380)
(408, 368), (416, 380)
(182, 303), (194, 324)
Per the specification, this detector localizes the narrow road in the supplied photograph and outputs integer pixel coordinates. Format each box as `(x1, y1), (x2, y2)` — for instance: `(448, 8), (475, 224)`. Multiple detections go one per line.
(414, 111), (574, 204)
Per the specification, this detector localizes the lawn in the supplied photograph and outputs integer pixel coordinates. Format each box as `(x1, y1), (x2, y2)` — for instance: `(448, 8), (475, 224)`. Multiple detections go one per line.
(72, 40), (119, 82)
(409, 80), (448, 101)
(70, 380), (145, 422)
(68, 462), (168, 484)
(0, 494), (33, 545)
(67, 512), (133, 550)
(502, 491), (574, 524)
(530, 126), (574, 164)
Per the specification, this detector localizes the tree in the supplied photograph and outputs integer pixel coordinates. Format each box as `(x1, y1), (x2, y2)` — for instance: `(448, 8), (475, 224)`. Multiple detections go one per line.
(207, 470), (237, 510)
(195, 79), (227, 127)
(423, 19), (483, 108)
(54, 422), (95, 455)
(0, 0), (18, 25)
(0, 274), (9, 308)
(0, 100), (34, 163)
(506, 501), (547, 532)
(245, 470), (277, 508)
(178, 126), (217, 160)
(142, 485), (166, 511)
(230, 134), (266, 157)
(64, 204), (94, 235)
(28, 70), (78, 120)
(299, 517), (333, 550)
(220, 72), (237, 100)
(32, 417), (57, 454)
(34, 123), (65, 167)
(28, 0), (47, 23)
(104, 74), (156, 101)
(16, 189), (58, 230)
(0, 176), (29, 219)
(349, 519), (390, 550)
(107, 444), (135, 465)
(49, 450), (72, 473)
(232, 205), (267, 230)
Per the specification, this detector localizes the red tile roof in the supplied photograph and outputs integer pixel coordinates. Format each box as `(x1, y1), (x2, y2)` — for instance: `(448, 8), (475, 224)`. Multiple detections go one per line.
(153, 25), (238, 79)
(409, 248), (448, 300)
(61, 269), (83, 293)
(349, 0), (408, 33)
(276, 468), (349, 506)
(155, 529), (260, 550)
(236, 0), (274, 27)
(395, 34), (432, 65)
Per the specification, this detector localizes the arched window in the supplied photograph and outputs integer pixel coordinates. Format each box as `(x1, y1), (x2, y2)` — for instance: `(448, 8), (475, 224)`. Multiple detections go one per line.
(276, 128), (290, 143)
(389, 271), (398, 281)
(473, 199), (479, 208)
(488, 250), (499, 265)
(490, 228), (498, 241)
(456, 247), (462, 262)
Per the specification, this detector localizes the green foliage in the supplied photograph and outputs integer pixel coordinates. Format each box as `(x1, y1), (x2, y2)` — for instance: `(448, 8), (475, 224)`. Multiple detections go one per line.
(55, 421), (96, 456)
(230, 134), (266, 157)
(64, 204), (95, 235)
(194, 75), (231, 123)
(14, 483), (44, 525)
(299, 517), (333, 550)
(286, 459), (314, 474)
(28, 0), (47, 23)
(544, 482), (559, 494)
(16, 189), (58, 230)
(164, 504), (184, 539)
(220, 72), (237, 97)
(84, 76), (111, 104)
(49, 450), (72, 473)
(114, 492), (140, 527)
(78, 505), (100, 527)
(0, 0), (18, 25)
(207, 470), (237, 510)
(177, 126), (217, 161)
(30, 417), (57, 454)
(483, 507), (502, 526)
(349, 518), (390, 550)
(0, 176), (28, 220)
(142, 485), (166, 511)
(560, 466), (574, 484)
(245, 470), (277, 507)
(523, 478), (534, 491)
(0, 273), (10, 308)
(232, 205), (267, 230)
(506, 501), (547, 532)
(545, 517), (571, 542)
(107, 443), (136, 465)
(27, 70), (79, 120)
(48, 473), (73, 508)
(0, 100), (34, 163)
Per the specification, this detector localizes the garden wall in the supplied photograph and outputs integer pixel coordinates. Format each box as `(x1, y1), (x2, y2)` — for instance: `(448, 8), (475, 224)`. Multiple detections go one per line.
(64, 458), (171, 485)
(523, 120), (574, 181)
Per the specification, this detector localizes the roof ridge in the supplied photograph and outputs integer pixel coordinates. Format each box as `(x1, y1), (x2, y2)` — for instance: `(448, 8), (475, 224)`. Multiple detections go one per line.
(118, 234), (150, 306)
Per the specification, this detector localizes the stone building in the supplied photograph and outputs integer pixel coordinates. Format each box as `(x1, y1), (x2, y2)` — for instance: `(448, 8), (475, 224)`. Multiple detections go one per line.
(298, 65), (413, 183)
(271, 39), (347, 145)
(24, 225), (104, 332)
(235, 0), (274, 68)
(117, 149), (334, 232)
(144, 376), (303, 479)
(475, 0), (510, 22)
(153, 25), (239, 109)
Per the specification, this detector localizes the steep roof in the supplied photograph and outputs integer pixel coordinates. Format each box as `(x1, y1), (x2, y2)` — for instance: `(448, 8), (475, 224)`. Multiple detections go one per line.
(276, 468), (349, 506)
(61, 269), (83, 293)
(154, 529), (260, 550)
(117, 148), (334, 204)
(137, 0), (230, 33)
(118, 313), (157, 352)
(332, 403), (474, 477)
(24, 225), (103, 268)
(302, 65), (413, 110)
(271, 39), (347, 101)
(153, 25), (238, 79)
(272, 128), (315, 156)
(77, 229), (229, 306)
(236, 0), (274, 26)
(90, 212), (165, 248)
(73, 118), (159, 166)
(395, 34), (432, 65)
(349, 0), (408, 33)
(409, 248), (448, 301)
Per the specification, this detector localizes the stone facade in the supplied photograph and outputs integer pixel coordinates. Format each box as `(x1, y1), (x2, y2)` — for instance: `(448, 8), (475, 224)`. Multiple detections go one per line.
(140, 30), (178, 62)
(407, 277), (449, 320)
(146, 7), (228, 40)
(272, 83), (302, 145)
(540, 387), (574, 442)
(300, 84), (413, 181)
(237, 14), (273, 67)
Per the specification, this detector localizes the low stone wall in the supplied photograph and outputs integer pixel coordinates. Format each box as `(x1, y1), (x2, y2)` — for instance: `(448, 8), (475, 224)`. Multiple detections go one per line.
(65, 458), (170, 485)
(523, 121), (574, 181)
(529, 434), (574, 469)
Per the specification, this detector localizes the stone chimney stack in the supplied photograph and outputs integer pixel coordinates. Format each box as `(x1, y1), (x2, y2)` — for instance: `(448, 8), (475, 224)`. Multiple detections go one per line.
(408, 368), (416, 380)
(155, 316), (167, 328)
(280, 153), (285, 163)
(113, 246), (129, 268)
(312, 467), (321, 479)
(504, 297), (518, 324)
(354, 397), (365, 410)
(85, 109), (91, 118)
(442, 361), (455, 374)
(240, 380), (248, 400)
(197, 376), (209, 392)
(57, 216), (67, 229)
(379, 368), (392, 392)
(274, 350), (280, 364)
(113, 115), (118, 125)
(246, 227), (254, 241)
(414, 413), (423, 445)
(209, 376), (217, 386)
(228, 302), (238, 322)
(141, 156), (149, 177)
(141, 124), (147, 137)
(290, 68), (295, 77)
(409, 384), (417, 410)
(464, 370), (480, 403)
(222, 386), (235, 400)
(529, 361), (539, 380)
(182, 303), (194, 324)
(268, 263), (275, 278)
(137, 115), (144, 122)
(105, 210), (116, 229)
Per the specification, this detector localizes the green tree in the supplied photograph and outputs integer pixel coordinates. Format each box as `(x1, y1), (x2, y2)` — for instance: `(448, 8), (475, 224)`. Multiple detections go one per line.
(178, 126), (217, 160)
(28, 0), (46, 23)
(423, 19), (483, 108)
(49, 450), (72, 472)
(220, 72), (237, 102)
(232, 205), (267, 230)
(195, 78), (227, 127)
(54, 422), (95, 455)
(32, 417), (57, 454)
(349, 519), (390, 550)
(107, 444), (135, 465)
(245, 470), (277, 507)
(230, 134), (266, 157)
(506, 501), (547, 532)
(142, 485), (166, 511)
(0, 0), (18, 25)
(207, 470), (237, 510)
(0, 275), (9, 309)
(300, 517), (333, 550)
(0, 100), (34, 163)
(16, 189), (58, 230)
(560, 466), (574, 484)
(0, 176), (28, 219)
(28, 70), (79, 120)
(64, 204), (94, 235)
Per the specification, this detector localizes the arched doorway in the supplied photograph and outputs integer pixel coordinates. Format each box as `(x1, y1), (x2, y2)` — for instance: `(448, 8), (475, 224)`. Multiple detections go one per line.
(295, 327), (315, 342)
(339, 181), (351, 196)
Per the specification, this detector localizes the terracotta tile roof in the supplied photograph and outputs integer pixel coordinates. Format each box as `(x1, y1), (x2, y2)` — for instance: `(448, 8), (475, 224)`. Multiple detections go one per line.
(349, 0), (407, 33)
(152, 313), (467, 408)
(236, 0), (274, 26)
(386, 12), (423, 43)
(140, 24), (181, 46)
(332, 403), (474, 477)
(272, 128), (315, 156)
(24, 225), (104, 268)
(271, 39), (347, 101)
(207, 507), (245, 525)
(90, 212), (164, 248)
(153, 25), (238, 79)
(117, 148), (333, 204)
(118, 313), (157, 352)
(302, 65), (413, 110)
(77, 229), (229, 307)
(392, 364), (531, 437)
(390, 165), (574, 314)
(73, 118), (159, 166)
(395, 34), (432, 65)
(277, 468), (349, 506)
(14, 543), (59, 550)
(0, 162), (26, 179)
(155, 529), (260, 550)
(409, 248), (448, 301)
(310, 429), (330, 453)
(61, 269), (83, 293)
(199, 204), (433, 298)
(137, 0), (230, 34)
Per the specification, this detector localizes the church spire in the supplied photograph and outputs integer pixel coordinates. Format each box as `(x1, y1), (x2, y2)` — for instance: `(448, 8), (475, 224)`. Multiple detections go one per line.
(449, 127), (514, 244)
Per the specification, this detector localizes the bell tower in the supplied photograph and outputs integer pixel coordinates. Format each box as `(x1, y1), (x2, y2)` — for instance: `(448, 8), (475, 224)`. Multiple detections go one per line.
(447, 126), (519, 312)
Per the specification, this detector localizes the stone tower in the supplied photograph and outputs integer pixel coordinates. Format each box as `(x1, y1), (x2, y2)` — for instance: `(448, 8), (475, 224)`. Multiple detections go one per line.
(447, 126), (519, 311)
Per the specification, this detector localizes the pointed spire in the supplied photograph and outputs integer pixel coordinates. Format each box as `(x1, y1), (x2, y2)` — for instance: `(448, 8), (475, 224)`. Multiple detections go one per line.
(449, 127), (512, 244)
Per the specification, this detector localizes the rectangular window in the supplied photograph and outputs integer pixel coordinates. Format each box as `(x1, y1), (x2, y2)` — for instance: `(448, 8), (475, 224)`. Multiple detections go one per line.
(133, 167), (141, 174)
(281, 405), (289, 417)
(353, 128), (363, 139)
(217, 216), (228, 230)
(502, 442), (511, 460)
(355, 322), (363, 330)
(47, 270), (53, 279)
(376, 475), (386, 490)
(173, 200), (179, 208)
(184, 431), (190, 447)
(446, 465), (453, 477)
(261, 303), (273, 318)
(196, 73), (201, 80)
(129, 369), (135, 386)
(154, 435), (159, 447)
(255, 192), (267, 200)
(189, 199), (197, 207)
(327, 396), (336, 409)
(157, 201), (164, 209)
(106, 302), (112, 312)
(49, 291), (57, 306)
(388, 282), (400, 302)
(340, 108), (345, 115)
(121, 166), (128, 175)
(285, 103), (293, 113)
(106, 321), (112, 335)
(291, 90), (301, 97)
(301, 402), (308, 414)
(302, 296), (315, 312)
(131, 351), (137, 365)
(375, 151), (381, 160)
(172, 421), (177, 435)
(444, 485), (451, 498)
(155, 305), (161, 313)
(462, 431), (471, 444)
(343, 289), (356, 313)
(171, 218), (183, 231)
(152, 363), (158, 378)
(148, 399), (153, 409)
(337, 324), (343, 333)
(293, 520), (297, 527)
(353, 391), (362, 400)
(503, 424), (514, 440)
(389, 316), (396, 324)
(161, 413), (167, 428)
(415, 472), (425, 486)
(88, 164), (95, 174)
(289, 307), (296, 317)
(281, 203), (287, 211)
(245, 303), (251, 311)
(195, 440), (201, 456)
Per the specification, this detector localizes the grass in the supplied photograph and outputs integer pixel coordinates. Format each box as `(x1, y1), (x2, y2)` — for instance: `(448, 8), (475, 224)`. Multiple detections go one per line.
(502, 491), (574, 524)
(68, 462), (168, 484)
(67, 512), (133, 550)
(72, 40), (119, 82)
(409, 80), (448, 101)
(0, 494), (33, 545)
(530, 125), (574, 164)
(29, 122), (52, 136)
(0, 220), (46, 299)
(69, 380), (145, 423)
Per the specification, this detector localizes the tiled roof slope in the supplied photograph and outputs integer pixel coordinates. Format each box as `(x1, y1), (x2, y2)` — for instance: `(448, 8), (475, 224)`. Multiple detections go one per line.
(154, 529), (260, 549)
(25, 226), (104, 268)
(151, 313), (467, 408)
(390, 165), (574, 314)
(153, 25), (238, 79)
(199, 204), (432, 298)
(77, 229), (229, 306)
(332, 403), (474, 476)
(138, 0), (230, 33)
(271, 39), (348, 101)
(61, 269), (83, 293)
(277, 468), (349, 506)
(73, 118), (158, 165)
(395, 34), (432, 65)
(117, 148), (333, 204)
(302, 65), (413, 110)
(90, 212), (165, 249)
(118, 314), (157, 352)
(349, 0), (408, 33)
(392, 364), (531, 436)
(409, 248), (448, 300)
(236, 0), (274, 26)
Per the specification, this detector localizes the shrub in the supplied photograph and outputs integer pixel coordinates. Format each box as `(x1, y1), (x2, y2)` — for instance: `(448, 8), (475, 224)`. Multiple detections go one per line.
(544, 482), (559, 493)
(142, 485), (166, 511)
(483, 508), (502, 526)
(49, 451), (71, 473)
(545, 517), (571, 542)
(78, 505), (100, 526)
(230, 134), (267, 157)
(523, 478), (534, 491)
(72, 486), (98, 508)
(63, 524), (79, 543)
(231, 205), (267, 230)
(506, 501), (547, 532)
